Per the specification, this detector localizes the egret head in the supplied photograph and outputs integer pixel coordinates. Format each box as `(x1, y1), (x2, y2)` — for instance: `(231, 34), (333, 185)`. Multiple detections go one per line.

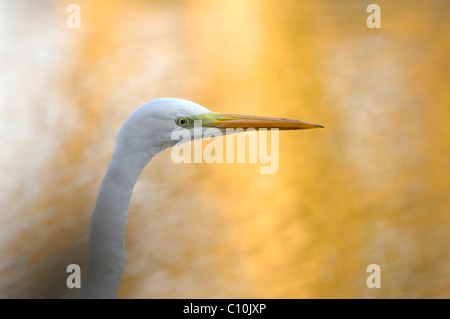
(115, 98), (323, 158)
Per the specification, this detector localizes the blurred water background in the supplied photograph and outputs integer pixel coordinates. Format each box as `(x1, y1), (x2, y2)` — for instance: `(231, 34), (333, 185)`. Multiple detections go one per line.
(0, 0), (448, 298)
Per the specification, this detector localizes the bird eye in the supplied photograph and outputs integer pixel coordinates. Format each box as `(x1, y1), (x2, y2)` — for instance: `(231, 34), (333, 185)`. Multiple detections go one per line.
(176, 117), (189, 127)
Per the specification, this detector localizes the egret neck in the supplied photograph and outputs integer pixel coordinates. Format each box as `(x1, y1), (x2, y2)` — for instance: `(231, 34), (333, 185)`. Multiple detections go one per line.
(79, 143), (157, 298)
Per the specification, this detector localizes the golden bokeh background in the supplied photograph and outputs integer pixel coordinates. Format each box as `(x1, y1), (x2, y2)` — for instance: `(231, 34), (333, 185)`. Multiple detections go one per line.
(0, 0), (448, 298)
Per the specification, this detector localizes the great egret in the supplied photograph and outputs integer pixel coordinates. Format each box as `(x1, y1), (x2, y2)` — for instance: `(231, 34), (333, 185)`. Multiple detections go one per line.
(78, 98), (322, 298)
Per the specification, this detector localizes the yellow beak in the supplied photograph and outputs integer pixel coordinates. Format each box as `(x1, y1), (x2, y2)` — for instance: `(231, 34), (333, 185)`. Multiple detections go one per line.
(199, 112), (324, 130)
